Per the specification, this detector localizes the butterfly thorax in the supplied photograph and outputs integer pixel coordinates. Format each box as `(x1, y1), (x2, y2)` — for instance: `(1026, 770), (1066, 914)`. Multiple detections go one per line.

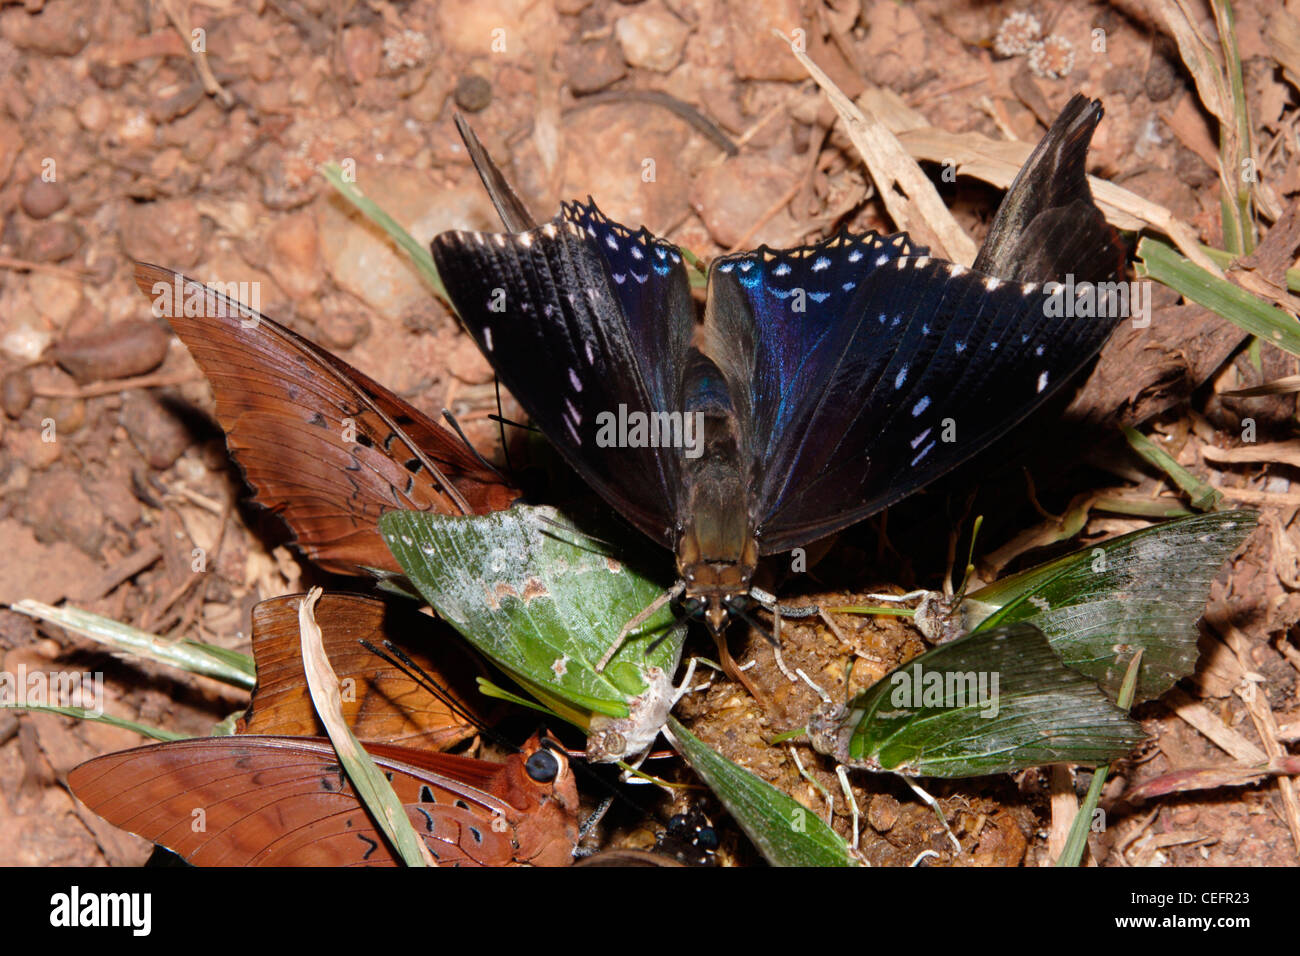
(676, 351), (758, 632)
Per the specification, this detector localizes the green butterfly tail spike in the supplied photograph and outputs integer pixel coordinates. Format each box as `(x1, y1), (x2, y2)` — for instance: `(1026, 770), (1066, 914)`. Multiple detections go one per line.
(666, 718), (860, 867)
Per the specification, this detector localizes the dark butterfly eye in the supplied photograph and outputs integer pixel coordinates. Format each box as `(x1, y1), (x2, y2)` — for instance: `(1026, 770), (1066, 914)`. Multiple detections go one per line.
(680, 597), (704, 617)
(525, 749), (560, 783)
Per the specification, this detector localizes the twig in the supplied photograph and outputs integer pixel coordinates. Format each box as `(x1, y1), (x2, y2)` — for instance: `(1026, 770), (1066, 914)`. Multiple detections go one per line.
(0, 257), (94, 278)
(32, 371), (202, 399)
(160, 0), (235, 108)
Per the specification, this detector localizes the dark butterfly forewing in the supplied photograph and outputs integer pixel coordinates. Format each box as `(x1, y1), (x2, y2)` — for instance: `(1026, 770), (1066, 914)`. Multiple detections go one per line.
(238, 592), (489, 751)
(430, 201), (696, 547)
(68, 734), (579, 866)
(973, 94), (1127, 287)
(134, 263), (517, 575)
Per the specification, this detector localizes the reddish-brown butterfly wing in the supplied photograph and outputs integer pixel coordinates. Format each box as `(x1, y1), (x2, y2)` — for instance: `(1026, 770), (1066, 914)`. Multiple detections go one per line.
(237, 592), (490, 752)
(133, 262), (517, 576)
(68, 734), (579, 866)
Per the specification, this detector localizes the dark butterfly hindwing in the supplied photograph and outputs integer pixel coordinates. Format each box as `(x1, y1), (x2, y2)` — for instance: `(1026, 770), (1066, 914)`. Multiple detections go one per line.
(708, 251), (1117, 551)
(431, 201), (696, 547)
(973, 94), (1127, 287)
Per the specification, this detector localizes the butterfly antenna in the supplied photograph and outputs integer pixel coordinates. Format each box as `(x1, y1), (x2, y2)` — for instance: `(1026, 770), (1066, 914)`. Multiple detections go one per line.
(488, 411), (541, 433)
(440, 408), (512, 483)
(533, 513), (621, 553)
(492, 378), (515, 474)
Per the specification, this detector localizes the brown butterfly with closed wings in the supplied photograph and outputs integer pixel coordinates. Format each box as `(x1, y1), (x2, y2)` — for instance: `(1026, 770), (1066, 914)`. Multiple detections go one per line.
(69, 592), (578, 865)
(68, 733), (579, 866)
(133, 262), (517, 576)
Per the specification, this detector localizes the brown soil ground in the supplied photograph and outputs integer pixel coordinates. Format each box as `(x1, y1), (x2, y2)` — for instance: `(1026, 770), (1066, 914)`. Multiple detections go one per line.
(1, 0), (1297, 866)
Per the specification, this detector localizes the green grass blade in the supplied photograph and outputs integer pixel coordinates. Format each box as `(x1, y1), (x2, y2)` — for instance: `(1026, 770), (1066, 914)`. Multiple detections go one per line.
(10, 600), (255, 690)
(1212, 0), (1256, 254)
(666, 718), (859, 867)
(1055, 650), (1144, 866)
(1198, 244), (1300, 293)
(1121, 425), (1224, 511)
(298, 589), (430, 866)
(0, 704), (184, 742)
(319, 163), (446, 300)
(1136, 236), (1300, 357)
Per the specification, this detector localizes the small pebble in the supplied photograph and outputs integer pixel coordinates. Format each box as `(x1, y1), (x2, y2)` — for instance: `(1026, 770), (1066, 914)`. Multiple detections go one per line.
(23, 221), (82, 262)
(868, 793), (900, 832)
(1145, 44), (1181, 102)
(614, 8), (689, 73)
(51, 321), (170, 384)
(75, 93), (109, 132)
(454, 75), (492, 112)
(20, 178), (68, 219)
(1, 369), (33, 418)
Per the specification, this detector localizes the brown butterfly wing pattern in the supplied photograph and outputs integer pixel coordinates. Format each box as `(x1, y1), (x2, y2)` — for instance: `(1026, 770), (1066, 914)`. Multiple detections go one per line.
(67, 734), (579, 866)
(237, 592), (490, 752)
(133, 262), (517, 576)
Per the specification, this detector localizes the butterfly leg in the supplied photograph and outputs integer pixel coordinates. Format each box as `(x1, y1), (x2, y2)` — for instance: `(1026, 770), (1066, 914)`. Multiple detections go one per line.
(749, 585), (820, 618)
(788, 746), (834, 827)
(669, 657), (700, 707)
(577, 794), (617, 845)
(836, 765), (861, 850)
(903, 778), (961, 855)
(596, 580), (686, 672)
(862, 589), (930, 603)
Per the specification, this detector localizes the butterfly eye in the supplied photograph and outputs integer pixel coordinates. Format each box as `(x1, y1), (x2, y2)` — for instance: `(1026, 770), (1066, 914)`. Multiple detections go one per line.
(525, 749), (560, 783)
(679, 597), (703, 617)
